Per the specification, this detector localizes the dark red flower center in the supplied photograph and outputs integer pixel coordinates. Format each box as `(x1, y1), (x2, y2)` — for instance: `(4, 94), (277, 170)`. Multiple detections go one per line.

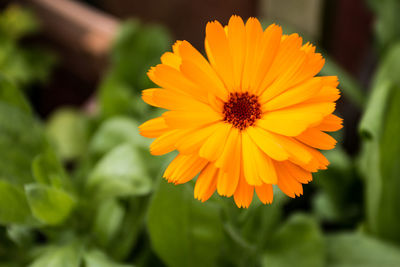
(223, 92), (261, 130)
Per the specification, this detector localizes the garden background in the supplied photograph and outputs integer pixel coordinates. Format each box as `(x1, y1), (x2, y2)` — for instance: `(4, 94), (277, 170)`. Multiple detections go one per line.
(0, 0), (399, 266)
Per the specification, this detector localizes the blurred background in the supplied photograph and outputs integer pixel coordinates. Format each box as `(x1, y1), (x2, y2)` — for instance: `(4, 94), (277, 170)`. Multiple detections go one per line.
(0, 0), (399, 266)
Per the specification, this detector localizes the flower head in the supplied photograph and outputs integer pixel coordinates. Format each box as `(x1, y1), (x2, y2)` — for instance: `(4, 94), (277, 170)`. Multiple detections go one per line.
(139, 15), (342, 208)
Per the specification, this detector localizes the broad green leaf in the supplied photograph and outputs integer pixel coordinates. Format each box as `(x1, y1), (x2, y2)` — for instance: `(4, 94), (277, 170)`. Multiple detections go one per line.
(359, 43), (400, 242)
(92, 198), (125, 247)
(24, 184), (76, 225)
(0, 180), (31, 224)
(326, 232), (400, 266)
(32, 148), (72, 191)
(46, 108), (88, 161)
(108, 197), (148, 261)
(147, 179), (224, 267)
(0, 75), (31, 113)
(84, 249), (133, 267)
(0, 102), (46, 185)
(90, 116), (148, 156)
(29, 242), (83, 267)
(87, 144), (152, 199)
(262, 214), (325, 267)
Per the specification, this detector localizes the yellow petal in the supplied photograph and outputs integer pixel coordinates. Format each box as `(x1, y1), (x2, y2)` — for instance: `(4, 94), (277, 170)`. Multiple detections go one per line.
(179, 41), (228, 100)
(256, 34), (304, 96)
(163, 153), (208, 184)
(151, 88), (215, 112)
(150, 130), (188, 155)
(247, 126), (289, 161)
(160, 52), (182, 69)
(253, 24), (282, 94)
(199, 123), (231, 161)
(150, 64), (207, 102)
(139, 117), (169, 138)
(180, 60), (227, 101)
(258, 102), (336, 136)
(227, 15), (246, 90)
(263, 77), (323, 111)
(241, 17), (263, 92)
(205, 21), (235, 91)
(162, 110), (222, 129)
(194, 163), (218, 202)
(242, 131), (263, 185)
(142, 88), (161, 107)
(296, 128), (337, 150)
(175, 123), (222, 154)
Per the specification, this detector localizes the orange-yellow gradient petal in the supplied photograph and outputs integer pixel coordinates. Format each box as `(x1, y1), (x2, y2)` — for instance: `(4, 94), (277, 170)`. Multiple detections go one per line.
(139, 15), (342, 208)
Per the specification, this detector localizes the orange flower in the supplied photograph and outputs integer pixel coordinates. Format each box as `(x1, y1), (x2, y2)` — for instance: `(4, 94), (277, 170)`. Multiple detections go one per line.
(139, 15), (342, 208)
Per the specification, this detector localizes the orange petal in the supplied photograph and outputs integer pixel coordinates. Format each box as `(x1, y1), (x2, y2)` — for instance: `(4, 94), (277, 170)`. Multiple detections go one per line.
(199, 123), (232, 161)
(227, 15), (246, 90)
(247, 127), (289, 161)
(194, 163), (218, 202)
(255, 183), (274, 204)
(139, 117), (169, 138)
(150, 130), (188, 155)
(296, 128), (337, 150)
(241, 17), (263, 92)
(163, 154), (208, 184)
(263, 77), (323, 111)
(258, 102), (336, 136)
(162, 110), (222, 129)
(233, 169), (254, 208)
(205, 20), (235, 91)
(275, 162), (303, 198)
(316, 114), (343, 132)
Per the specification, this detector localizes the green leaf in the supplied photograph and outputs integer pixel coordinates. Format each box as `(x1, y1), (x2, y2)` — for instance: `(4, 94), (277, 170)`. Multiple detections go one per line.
(92, 198), (125, 247)
(24, 184), (76, 225)
(262, 214), (325, 267)
(90, 116), (148, 156)
(147, 179), (224, 267)
(326, 233), (400, 266)
(0, 102), (46, 185)
(87, 144), (152, 199)
(0, 75), (31, 113)
(29, 242), (83, 267)
(0, 180), (31, 224)
(359, 43), (400, 243)
(46, 108), (88, 161)
(32, 148), (72, 191)
(84, 249), (133, 267)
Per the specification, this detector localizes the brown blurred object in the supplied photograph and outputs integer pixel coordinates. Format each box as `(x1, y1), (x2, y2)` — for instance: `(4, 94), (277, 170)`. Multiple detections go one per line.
(20, 0), (119, 81)
(94, 0), (257, 48)
(14, 0), (121, 116)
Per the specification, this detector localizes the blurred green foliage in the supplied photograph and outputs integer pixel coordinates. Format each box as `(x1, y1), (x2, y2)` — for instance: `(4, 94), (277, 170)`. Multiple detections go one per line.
(0, 5), (56, 89)
(1, 2), (400, 267)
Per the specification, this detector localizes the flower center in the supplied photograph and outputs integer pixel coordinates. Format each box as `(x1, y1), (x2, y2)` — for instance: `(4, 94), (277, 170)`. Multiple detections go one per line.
(223, 92), (261, 130)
